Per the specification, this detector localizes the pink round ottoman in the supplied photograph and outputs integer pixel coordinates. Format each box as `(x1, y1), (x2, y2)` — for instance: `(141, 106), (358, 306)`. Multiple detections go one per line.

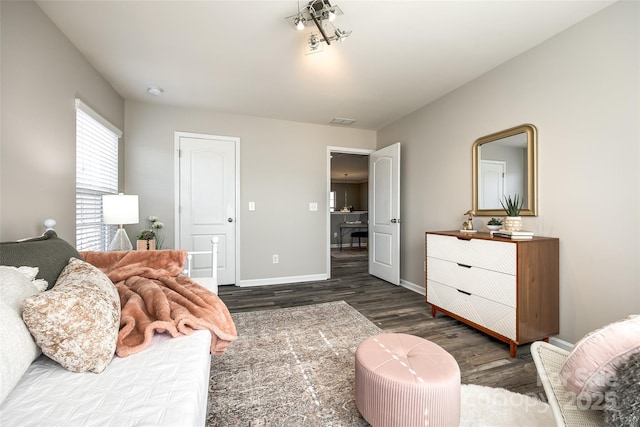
(355, 333), (460, 427)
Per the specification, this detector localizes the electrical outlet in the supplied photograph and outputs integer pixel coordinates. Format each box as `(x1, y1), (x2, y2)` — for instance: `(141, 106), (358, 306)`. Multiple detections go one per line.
(273, 254), (279, 264)
(309, 202), (318, 211)
(249, 202), (255, 211)
(333, 232), (338, 239)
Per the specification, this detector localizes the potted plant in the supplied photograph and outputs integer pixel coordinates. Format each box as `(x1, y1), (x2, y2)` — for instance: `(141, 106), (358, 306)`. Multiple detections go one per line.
(500, 195), (524, 231)
(136, 229), (156, 250)
(135, 216), (165, 250)
(147, 216), (165, 249)
(487, 217), (503, 232)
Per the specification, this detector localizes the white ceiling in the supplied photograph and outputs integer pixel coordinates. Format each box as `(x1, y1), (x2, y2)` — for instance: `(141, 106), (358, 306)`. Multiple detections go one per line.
(36, 0), (614, 130)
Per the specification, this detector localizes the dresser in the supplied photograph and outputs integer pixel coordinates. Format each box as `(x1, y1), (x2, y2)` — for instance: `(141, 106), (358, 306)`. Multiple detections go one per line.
(425, 231), (559, 357)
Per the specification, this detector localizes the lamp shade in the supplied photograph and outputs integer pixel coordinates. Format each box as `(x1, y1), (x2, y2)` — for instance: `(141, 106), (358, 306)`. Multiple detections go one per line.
(103, 194), (139, 225)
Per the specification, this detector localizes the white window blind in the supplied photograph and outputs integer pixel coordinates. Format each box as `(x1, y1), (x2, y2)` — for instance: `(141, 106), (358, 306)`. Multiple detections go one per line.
(75, 99), (122, 251)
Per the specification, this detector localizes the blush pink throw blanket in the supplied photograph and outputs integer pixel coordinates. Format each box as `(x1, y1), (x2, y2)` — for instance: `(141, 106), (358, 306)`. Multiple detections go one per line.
(81, 250), (237, 358)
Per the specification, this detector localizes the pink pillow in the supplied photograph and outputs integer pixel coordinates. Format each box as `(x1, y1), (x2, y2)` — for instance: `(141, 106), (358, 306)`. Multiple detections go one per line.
(560, 315), (640, 403)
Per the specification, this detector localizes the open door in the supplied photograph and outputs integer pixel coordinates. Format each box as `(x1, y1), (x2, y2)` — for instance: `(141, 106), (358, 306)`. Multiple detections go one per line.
(368, 143), (401, 285)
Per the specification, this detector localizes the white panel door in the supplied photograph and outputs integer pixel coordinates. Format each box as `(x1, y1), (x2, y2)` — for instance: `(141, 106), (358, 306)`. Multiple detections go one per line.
(479, 160), (505, 209)
(369, 143), (401, 285)
(176, 133), (237, 285)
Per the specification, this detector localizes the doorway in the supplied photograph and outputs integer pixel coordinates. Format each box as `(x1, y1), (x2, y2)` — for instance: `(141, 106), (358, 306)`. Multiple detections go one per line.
(327, 147), (372, 276)
(327, 144), (402, 285)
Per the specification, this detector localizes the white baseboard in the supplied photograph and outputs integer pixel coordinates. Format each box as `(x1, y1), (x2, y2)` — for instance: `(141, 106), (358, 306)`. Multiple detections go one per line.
(399, 279), (424, 296)
(549, 336), (574, 351)
(238, 273), (328, 287)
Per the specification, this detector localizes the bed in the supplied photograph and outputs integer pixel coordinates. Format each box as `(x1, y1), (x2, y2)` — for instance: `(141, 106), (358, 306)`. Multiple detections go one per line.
(0, 221), (236, 426)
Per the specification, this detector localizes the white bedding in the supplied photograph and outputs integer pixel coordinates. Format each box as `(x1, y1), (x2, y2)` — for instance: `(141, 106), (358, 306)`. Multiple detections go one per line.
(0, 330), (212, 427)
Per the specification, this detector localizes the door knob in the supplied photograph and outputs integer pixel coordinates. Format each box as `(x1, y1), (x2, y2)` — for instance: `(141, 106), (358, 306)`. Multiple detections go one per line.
(391, 218), (402, 224)
(227, 218), (234, 223)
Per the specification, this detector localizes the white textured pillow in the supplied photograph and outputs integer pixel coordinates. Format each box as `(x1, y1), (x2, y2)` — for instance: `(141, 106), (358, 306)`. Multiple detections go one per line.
(0, 266), (47, 403)
(22, 258), (120, 373)
(560, 315), (640, 402)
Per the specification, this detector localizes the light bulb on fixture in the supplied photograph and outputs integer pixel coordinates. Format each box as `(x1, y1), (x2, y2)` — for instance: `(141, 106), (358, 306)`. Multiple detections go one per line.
(295, 16), (305, 30)
(333, 28), (351, 42)
(328, 9), (336, 22)
(308, 34), (320, 50)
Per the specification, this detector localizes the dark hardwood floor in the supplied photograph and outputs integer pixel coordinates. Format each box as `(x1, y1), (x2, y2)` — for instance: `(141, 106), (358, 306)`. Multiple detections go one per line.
(218, 248), (545, 400)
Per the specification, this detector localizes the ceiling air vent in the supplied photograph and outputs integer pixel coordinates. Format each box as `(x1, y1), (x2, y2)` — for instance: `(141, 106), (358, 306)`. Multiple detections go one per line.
(330, 117), (356, 126)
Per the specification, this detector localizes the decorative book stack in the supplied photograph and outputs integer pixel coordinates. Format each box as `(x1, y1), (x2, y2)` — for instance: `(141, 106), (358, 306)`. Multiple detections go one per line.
(493, 230), (534, 240)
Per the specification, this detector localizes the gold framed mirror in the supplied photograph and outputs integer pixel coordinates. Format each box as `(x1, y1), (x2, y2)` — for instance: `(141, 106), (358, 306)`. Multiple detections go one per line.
(472, 124), (538, 216)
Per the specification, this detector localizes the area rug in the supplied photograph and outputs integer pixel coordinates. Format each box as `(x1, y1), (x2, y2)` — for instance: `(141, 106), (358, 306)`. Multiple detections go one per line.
(206, 301), (553, 426)
(460, 384), (554, 426)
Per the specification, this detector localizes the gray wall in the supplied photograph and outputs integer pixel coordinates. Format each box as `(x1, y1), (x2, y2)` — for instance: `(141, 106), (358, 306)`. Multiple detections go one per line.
(124, 101), (376, 282)
(331, 182), (367, 211)
(0, 1), (124, 241)
(378, 1), (639, 343)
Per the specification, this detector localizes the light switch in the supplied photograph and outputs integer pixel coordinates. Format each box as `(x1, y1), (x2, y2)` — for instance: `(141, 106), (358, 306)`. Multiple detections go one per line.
(249, 202), (255, 211)
(309, 202), (318, 211)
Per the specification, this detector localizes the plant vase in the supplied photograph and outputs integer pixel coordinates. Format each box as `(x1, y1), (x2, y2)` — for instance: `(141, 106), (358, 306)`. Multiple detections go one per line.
(503, 216), (523, 232)
(136, 239), (156, 251)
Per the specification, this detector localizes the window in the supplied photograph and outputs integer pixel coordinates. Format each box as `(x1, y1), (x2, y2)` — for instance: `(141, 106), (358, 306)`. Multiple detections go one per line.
(329, 191), (336, 212)
(75, 99), (122, 251)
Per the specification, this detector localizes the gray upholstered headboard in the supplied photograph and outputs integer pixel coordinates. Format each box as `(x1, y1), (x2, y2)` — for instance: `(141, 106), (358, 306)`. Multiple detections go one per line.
(0, 230), (81, 289)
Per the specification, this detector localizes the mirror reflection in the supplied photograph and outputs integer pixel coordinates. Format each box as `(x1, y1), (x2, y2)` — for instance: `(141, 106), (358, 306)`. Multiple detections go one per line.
(472, 124), (537, 216)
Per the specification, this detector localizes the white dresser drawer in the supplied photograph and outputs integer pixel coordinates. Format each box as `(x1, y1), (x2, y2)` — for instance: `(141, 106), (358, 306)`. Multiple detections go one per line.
(427, 257), (516, 307)
(425, 231), (560, 357)
(427, 281), (516, 340)
(426, 234), (516, 275)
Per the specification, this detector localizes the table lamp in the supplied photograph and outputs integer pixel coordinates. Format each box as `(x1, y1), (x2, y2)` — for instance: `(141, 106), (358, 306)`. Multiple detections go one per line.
(103, 193), (139, 251)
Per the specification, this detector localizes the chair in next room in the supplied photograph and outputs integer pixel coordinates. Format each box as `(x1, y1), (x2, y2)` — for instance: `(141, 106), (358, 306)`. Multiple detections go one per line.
(350, 231), (368, 248)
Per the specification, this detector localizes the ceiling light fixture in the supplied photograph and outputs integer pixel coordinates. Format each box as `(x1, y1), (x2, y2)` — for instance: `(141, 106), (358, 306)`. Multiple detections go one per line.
(306, 33), (324, 54)
(146, 86), (164, 96)
(341, 173), (350, 212)
(285, 0), (351, 47)
(308, 34), (321, 51)
(333, 27), (351, 43)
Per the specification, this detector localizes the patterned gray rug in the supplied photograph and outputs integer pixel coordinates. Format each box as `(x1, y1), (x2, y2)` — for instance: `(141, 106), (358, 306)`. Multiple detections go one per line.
(206, 301), (380, 426)
(205, 301), (553, 426)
